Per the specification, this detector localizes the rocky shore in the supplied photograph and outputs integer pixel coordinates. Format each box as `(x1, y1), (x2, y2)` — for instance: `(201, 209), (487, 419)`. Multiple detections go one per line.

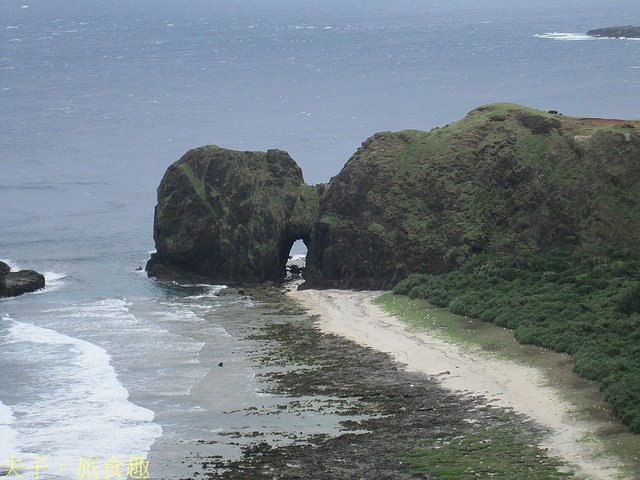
(0, 261), (45, 297)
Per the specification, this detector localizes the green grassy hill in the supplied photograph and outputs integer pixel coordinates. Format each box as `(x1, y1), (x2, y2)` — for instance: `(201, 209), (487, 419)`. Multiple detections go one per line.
(305, 103), (640, 288)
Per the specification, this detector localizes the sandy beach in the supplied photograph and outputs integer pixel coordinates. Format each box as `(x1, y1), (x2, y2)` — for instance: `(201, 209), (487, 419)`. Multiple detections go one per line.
(288, 287), (626, 480)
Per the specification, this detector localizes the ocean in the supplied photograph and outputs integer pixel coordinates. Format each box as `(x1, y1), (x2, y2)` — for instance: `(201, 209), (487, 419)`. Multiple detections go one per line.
(1, 0), (639, 478)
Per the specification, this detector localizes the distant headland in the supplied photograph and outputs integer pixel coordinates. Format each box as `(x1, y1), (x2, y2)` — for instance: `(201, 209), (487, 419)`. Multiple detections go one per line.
(586, 25), (640, 38)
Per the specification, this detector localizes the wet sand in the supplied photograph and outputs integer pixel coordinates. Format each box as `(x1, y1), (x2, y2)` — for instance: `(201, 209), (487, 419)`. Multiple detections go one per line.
(289, 287), (628, 480)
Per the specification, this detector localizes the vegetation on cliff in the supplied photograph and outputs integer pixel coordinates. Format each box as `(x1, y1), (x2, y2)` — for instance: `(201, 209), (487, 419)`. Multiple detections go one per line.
(303, 103), (640, 432)
(304, 103), (640, 288)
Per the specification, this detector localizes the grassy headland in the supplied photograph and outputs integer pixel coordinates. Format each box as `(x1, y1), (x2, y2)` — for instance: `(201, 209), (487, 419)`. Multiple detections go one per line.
(304, 103), (640, 289)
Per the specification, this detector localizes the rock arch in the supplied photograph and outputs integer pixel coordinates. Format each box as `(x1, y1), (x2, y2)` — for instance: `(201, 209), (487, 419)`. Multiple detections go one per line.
(146, 146), (318, 284)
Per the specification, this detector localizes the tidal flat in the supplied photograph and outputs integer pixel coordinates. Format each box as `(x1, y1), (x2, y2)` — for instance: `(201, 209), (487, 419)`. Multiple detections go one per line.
(175, 286), (575, 480)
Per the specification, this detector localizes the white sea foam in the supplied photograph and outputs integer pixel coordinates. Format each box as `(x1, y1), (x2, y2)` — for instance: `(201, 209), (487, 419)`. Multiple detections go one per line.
(184, 289), (225, 301)
(288, 253), (306, 267)
(535, 32), (595, 41)
(41, 297), (214, 402)
(170, 281), (227, 291)
(44, 298), (131, 318)
(536, 32), (640, 41)
(3, 317), (162, 469)
(0, 400), (20, 459)
(160, 308), (205, 323)
(0, 258), (21, 271)
(43, 271), (65, 285)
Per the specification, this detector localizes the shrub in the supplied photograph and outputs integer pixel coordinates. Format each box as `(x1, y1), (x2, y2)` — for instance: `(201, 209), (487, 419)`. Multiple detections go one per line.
(392, 253), (640, 433)
(617, 283), (640, 315)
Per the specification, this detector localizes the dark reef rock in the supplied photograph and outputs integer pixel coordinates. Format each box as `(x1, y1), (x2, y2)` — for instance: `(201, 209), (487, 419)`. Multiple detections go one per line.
(0, 268), (45, 297)
(587, 25), (640, 38)
(149, 104), (640, 289)
(515, 111), (561, 134)
(146, 146), (318, 284)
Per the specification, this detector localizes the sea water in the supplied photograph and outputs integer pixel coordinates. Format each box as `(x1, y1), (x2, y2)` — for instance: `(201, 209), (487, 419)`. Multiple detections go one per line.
(1, 0), (639, 477)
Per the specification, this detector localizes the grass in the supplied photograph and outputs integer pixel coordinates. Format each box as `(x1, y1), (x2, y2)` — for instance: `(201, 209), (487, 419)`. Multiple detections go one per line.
(402, 414), (572, 480)
(178, 162), (215, 214)
(318, 214), (350, 227)
(368, 222), (385, 235)
(375, 292), (513, 349)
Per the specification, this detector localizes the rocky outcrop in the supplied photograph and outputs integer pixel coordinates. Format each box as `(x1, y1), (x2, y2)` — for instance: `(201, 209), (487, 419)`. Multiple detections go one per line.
(147, 146), (318, 283)
(149, 104), (640, 289)
(0, 263), (45, 297)
(586, 25), (640, 38)
(303, 104), (640, 288)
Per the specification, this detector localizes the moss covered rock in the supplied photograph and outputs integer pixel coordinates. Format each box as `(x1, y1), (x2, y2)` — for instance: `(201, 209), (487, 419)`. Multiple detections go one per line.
(303, 104), (640, 288)
(147, 146), (318, 283)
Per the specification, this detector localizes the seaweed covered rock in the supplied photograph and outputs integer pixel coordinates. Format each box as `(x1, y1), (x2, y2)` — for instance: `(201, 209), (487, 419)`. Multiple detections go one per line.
(147, 146), (318, 283)
(303, 104), (640, 289)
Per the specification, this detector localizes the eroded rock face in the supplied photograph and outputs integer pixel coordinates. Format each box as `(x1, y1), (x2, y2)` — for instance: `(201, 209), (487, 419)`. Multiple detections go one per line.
(149, 104), (640, 289)
(147, 146), (318, 284)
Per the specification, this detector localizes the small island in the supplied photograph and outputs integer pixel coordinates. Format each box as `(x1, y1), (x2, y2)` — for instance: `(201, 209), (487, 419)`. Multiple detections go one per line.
(586, 25), (640, 38)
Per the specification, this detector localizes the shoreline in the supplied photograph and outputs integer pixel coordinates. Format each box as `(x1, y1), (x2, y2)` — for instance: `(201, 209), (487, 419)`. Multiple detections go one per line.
(287, 286), (629, 480)
(211, 285), (572, 479)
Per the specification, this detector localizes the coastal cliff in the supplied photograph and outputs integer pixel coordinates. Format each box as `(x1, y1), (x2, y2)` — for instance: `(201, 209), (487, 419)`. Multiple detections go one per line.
(148, 104), (640, 288)
(305, 104), (640, 288)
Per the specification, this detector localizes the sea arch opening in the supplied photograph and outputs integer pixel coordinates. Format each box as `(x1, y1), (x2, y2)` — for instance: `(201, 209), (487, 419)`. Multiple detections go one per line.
(279, 236), (309, 281)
